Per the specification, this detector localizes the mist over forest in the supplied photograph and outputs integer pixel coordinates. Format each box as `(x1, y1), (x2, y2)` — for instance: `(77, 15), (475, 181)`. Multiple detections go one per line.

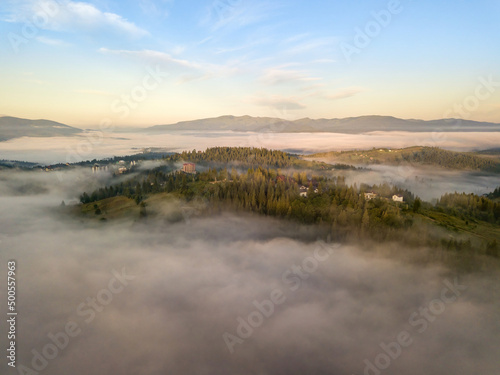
(1, 166), (499, 375)
(1, 0), (500, 373)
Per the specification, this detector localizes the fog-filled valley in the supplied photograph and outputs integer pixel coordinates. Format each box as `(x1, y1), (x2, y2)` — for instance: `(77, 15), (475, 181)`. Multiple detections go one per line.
(2, 0), (500, 372)
(2, 129), (500, 165)
(324, 164), (499, 201)
(1, 162), (500, 375)
(2, 129), (499, 203)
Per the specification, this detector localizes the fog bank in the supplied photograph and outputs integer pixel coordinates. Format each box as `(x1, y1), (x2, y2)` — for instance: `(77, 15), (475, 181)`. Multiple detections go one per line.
(0, 170), (499, 374)
(1, 130), (499, 164)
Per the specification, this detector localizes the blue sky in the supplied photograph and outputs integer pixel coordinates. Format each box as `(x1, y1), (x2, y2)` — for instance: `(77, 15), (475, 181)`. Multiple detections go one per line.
(0, 0), (499, 126)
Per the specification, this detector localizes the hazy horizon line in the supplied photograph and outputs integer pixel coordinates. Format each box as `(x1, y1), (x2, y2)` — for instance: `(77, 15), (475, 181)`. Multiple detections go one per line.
(2, 113), (500, 130)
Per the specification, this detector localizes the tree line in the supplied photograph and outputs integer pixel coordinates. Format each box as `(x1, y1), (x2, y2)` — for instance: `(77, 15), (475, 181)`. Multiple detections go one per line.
(437, 192), (500, 224)
(164, 147), (355, 170)
(401, 147), (500, 171)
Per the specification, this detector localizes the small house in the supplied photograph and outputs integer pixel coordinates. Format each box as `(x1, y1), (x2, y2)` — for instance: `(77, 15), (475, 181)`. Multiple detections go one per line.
(182, 163), (196, 173)
(364, 192), (377, 200)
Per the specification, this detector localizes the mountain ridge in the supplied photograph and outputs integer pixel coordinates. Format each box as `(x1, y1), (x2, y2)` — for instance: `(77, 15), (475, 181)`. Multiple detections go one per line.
(147, 115), (500, 134)
(1, 115), (500, 141)
(0, 116), (82, 141)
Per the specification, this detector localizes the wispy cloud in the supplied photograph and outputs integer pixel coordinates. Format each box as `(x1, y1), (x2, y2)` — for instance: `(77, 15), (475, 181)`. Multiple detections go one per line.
(98, 47), (246, 83)
(23, 78), (47, 85)
(172, 45), (186, 55)
(312, 86), (366, 101)
(259, 67), (320, 85)
(73, 89), (113, 97)
(36, 36), (71, 47)
(99, 48), (202, 70)
(283, 36), (337, 56)
(313, 58), (336, 64)
(98, 48), (234, 84)
(6, 0), (149, 38)
(20, 71), (47, 85)
(300, 83), (327, 91)
(253, 94), (306, 111)
(196, 36), (214, 46)
(201, 0), (278, 32)
(214, 42), (257, 55)
(284, 33), (311, 44)
(139, 0), (172, 17)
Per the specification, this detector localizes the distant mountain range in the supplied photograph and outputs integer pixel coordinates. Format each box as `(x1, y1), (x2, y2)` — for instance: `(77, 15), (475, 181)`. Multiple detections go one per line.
(0, 116), (81, 141)
(1, 115), (499, 142)
(147, 115), (500, 134)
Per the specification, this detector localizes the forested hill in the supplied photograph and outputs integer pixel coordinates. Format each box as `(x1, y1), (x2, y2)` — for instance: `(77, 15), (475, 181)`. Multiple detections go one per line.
(401, 147), (500, 171)
(307, 146), (500, 172)
(75, 147), (500, 258)
(167, 147), (356, 170)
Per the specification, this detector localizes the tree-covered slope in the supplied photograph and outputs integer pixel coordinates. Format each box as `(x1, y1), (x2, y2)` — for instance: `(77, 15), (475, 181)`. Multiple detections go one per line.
(307, 146), (500, 171)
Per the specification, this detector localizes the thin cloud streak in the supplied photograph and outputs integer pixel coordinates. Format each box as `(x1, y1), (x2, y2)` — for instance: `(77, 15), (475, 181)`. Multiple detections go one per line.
(259, 68), (320, 85)
(5, 0), (149, 38)
(253, 95), (307, 111)
(36, 36), (72, 46)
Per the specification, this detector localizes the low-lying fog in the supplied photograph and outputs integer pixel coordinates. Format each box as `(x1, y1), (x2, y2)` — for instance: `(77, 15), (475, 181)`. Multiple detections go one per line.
(0, 169), (499, 375)
(2, 130), (499, 202)
(1, 130), (500, 164)
(336, 165), (500, 201)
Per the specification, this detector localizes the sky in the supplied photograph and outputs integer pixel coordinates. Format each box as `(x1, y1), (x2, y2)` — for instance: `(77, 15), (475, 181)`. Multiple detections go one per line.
(0, 0), (499, 127)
